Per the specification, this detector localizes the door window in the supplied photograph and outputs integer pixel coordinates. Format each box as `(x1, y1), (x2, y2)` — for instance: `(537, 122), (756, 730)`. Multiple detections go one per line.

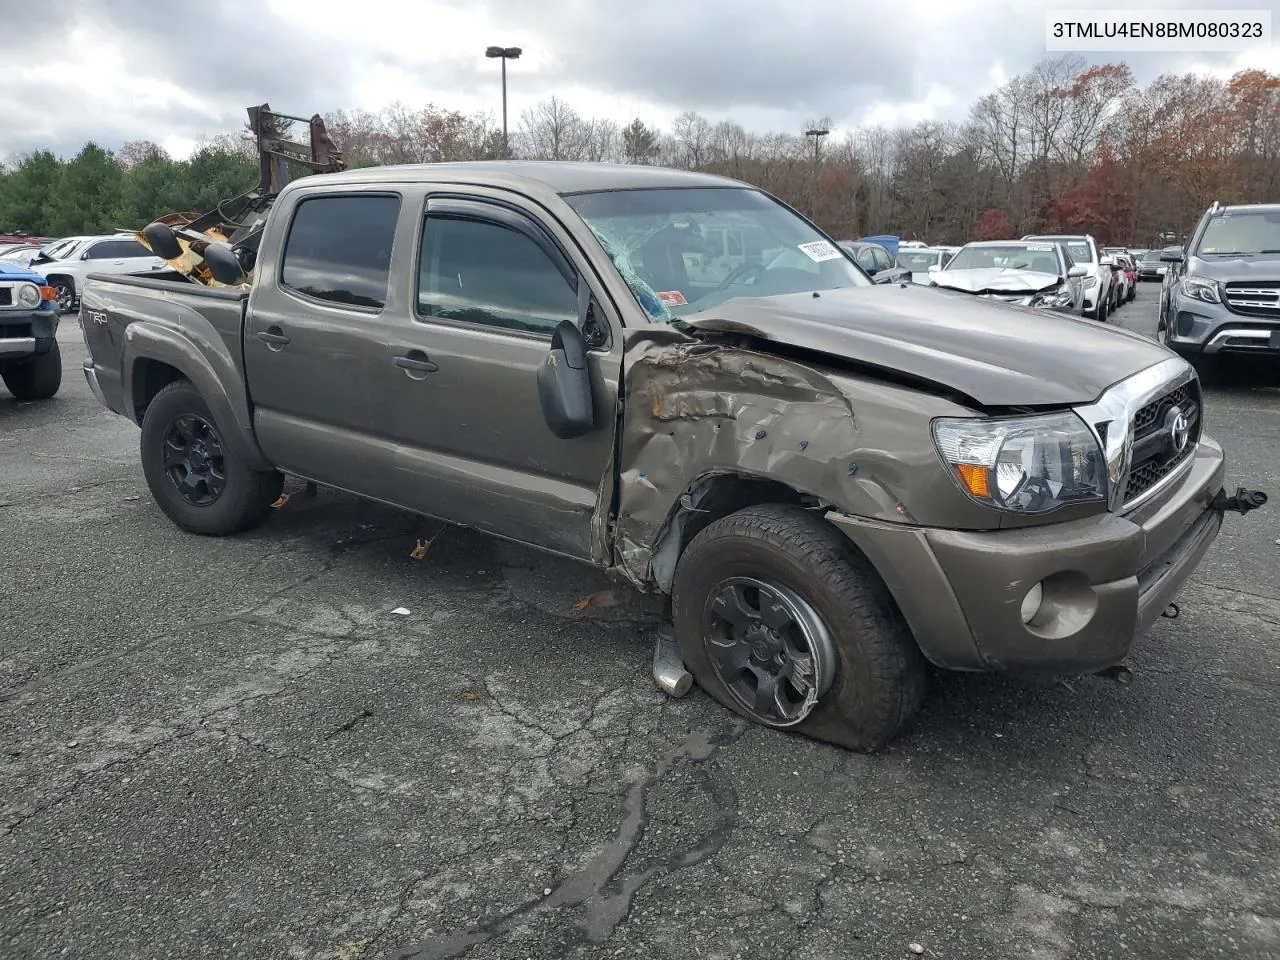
(856, 247), (877, 272)
(280, 194), (401, 309)
(417, 215), (577, 336)
(85, 239), (152, 259)
(872, 247), (893, 272)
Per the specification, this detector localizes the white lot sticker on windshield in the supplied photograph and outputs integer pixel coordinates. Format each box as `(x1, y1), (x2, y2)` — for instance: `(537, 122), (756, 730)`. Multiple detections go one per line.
(1026, 244), (1054, 251)
(797, 240), (844, 262)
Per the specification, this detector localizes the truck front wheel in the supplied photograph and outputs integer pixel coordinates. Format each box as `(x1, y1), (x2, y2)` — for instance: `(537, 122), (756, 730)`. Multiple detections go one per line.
(139, 380), (283, 536)
(1, 343), (62, 400)
(671, 504), (926, 752)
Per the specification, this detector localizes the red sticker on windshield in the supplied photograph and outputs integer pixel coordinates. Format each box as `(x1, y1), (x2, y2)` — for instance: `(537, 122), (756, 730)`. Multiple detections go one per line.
(657, 290), (687, 306)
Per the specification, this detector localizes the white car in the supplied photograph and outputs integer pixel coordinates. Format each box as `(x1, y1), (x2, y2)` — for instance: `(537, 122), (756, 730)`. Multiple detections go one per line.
(27, 234), (167, 313)
(0, 243), (44, 266)
(1021, 233), (1115, 322)
(895, 246), (954, 284)
(928, 240), (1087, 314)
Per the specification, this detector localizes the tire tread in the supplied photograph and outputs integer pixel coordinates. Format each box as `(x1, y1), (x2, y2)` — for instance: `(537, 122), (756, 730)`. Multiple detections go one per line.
(140, 380), (283, 536)
(673, 503), (926, 752)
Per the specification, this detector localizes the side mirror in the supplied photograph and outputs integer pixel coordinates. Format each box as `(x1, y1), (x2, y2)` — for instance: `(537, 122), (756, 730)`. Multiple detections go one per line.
(1160, 250), (1184, 262)
(537, 282), (596, 439)
(1099, 255), (1114, 266)
(928, 264), (941, 273)
(1067, 264), (1088, 278)
(203, 242), (246, 285)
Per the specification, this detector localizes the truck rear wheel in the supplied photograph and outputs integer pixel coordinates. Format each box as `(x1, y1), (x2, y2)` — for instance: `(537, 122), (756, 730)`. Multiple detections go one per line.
(2, 343), (62, 400)
(671, 504), (926, 752)
(139, 380), (283, 536)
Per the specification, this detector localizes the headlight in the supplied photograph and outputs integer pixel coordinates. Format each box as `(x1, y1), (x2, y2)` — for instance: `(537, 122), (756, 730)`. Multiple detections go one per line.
(1180, 276), (1221, 303)
(17, 283), (40, 307)
(1030, 285), (1074, 309)
(1082, 275), (1098, 287)
(932, 412), (1108, 514)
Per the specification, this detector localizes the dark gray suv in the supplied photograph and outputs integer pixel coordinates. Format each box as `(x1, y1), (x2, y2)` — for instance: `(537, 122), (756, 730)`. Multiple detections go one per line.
(1159, 202), (1280, 362)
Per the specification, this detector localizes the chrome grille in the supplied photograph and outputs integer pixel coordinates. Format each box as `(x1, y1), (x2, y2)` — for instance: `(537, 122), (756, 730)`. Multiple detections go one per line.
(1122, 380), (1201, 505)
(1224, 282), (1280, 318)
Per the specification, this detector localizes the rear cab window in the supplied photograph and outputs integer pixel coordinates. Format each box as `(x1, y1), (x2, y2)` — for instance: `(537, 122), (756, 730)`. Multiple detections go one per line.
(280, 193), (402, 309)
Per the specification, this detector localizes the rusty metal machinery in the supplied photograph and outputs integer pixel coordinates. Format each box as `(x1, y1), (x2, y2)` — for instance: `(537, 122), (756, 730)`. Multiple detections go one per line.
(138, 103), (347, 287)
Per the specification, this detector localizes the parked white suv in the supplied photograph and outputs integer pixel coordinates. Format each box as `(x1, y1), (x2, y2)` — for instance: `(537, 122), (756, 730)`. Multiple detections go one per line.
(1021, 233), (1115, 322)
(28, 234), (167, 313)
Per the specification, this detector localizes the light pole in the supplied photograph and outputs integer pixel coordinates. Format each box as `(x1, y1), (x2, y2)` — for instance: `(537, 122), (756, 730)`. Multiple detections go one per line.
(485, 45), (522, 158)
(805, 127), (829, 218)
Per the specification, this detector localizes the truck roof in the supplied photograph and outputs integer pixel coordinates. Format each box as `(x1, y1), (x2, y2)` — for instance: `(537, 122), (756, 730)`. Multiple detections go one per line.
(296, 161), (747, 196)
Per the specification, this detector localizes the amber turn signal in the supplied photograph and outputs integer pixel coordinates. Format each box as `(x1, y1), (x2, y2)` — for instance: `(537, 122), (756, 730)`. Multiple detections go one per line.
(955, 463), (991, 499)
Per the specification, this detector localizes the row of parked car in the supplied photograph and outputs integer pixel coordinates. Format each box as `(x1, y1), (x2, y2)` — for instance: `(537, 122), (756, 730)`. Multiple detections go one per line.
(839, 233), (1138, 323)
(843, 205), (1280, 368)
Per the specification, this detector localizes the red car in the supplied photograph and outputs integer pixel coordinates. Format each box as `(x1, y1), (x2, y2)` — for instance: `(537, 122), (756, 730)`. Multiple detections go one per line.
(1117, 254), (1138, 301)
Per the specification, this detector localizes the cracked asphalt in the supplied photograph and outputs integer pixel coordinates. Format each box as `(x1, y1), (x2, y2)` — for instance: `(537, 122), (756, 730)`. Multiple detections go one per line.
(2, 284), (1279, 960)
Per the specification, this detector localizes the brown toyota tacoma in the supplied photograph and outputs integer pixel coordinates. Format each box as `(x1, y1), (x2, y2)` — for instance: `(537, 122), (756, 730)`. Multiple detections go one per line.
(78, 162), (1266, 751)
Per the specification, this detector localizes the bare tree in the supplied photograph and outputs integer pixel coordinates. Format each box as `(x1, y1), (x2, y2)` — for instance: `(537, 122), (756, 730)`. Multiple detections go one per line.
(519, 96), (589, 160)
(671, 111), (713, 169)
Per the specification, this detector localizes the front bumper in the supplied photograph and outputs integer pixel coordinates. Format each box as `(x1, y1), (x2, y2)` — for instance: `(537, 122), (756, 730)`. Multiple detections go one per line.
(0, 307), (58, 361)
(827, 437), (1230, 675)
(1165, 294), (1280, 357)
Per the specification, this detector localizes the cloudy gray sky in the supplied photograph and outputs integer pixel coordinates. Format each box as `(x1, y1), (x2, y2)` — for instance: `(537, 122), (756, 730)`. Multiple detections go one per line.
(3, 0), (1277, 162)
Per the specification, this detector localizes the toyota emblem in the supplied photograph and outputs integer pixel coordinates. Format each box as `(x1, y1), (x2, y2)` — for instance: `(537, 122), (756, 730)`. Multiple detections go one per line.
(1165, 406), (1190, 453)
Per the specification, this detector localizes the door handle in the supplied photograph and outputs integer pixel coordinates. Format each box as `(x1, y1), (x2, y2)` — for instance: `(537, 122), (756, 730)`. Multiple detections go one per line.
(393, 352), (438, 377)
(256, 327), (290, 351)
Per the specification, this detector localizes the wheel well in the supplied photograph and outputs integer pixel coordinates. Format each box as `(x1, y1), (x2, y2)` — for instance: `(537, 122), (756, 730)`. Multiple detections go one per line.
(45, 273), (74, 291)
(649, 472), (814, 592)
(133, 359), (187, 421)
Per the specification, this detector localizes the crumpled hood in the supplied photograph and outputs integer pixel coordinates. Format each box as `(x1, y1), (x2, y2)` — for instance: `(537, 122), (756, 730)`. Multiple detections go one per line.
(930, 267), (1061, 295)
(682, 284), (1175, 408)
(1188, 254), (1280, 281)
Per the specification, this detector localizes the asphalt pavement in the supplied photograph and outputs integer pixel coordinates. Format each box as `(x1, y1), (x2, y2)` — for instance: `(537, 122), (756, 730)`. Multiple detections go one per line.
(2, 285), (1278, 960)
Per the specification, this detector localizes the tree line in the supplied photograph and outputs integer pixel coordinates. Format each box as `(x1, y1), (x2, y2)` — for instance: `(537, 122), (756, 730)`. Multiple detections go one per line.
(1, 55), (1276, 247)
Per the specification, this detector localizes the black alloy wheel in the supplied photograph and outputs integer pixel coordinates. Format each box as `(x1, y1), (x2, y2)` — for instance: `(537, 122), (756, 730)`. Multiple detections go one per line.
(161, 413), (227, 506)
(702, 575), (836, 727)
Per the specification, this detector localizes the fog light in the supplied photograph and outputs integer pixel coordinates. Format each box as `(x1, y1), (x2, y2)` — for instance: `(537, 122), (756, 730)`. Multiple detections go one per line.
(1020, 582), (1044, 624)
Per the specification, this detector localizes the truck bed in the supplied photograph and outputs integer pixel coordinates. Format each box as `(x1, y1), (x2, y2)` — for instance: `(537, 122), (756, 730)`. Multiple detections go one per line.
(79, 271), (254, 436)
(84, 270), (249, 302)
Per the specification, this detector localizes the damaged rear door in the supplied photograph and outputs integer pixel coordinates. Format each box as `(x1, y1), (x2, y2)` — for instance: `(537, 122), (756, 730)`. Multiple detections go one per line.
(379, 190), (623, 561)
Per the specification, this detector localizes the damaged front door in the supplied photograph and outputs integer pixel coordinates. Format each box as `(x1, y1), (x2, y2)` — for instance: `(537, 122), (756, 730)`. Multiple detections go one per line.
(380, 193), (622, 561)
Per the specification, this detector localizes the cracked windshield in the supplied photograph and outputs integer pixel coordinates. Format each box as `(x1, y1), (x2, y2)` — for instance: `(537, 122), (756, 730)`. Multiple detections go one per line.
(566, 187), (870, 321)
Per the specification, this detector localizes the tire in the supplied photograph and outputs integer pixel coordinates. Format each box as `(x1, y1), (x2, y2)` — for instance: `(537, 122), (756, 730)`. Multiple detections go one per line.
(671, 504), (927, 752)
(49, 278), (75, 314)
(1, 342), (62, 400)
(139, 379), (283, 536)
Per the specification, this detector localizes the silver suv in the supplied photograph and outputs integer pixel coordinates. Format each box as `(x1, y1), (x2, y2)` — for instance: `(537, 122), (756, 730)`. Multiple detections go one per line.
(1158, 202), (1280, 364)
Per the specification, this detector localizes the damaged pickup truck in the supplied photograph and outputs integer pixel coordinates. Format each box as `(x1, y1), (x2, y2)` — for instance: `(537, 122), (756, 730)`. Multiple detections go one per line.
(77, 163), (1267, 751)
